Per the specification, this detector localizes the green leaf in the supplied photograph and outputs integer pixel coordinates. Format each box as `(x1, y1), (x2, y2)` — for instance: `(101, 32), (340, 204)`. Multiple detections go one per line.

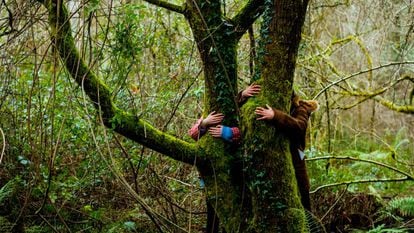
(84, 0), (100, 16)
(123, 221), (136, 231)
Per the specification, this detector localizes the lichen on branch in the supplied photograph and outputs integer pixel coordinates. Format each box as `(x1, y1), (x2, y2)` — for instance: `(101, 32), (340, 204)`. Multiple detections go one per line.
(37, 0), (204, 165)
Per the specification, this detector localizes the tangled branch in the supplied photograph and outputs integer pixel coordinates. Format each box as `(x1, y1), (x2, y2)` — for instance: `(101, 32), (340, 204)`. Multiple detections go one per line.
(313, 61), (414, 99)
(308, 156), (414, 193)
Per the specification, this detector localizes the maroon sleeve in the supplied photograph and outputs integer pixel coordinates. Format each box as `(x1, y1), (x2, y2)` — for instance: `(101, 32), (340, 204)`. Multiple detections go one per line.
(231, 127), (241, 143)
(188, 118), (207, 141)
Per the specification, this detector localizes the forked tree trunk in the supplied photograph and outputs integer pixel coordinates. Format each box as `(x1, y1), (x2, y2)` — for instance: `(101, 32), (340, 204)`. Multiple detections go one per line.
(186, 0), (310, 232)
(37, 0), (309, 232)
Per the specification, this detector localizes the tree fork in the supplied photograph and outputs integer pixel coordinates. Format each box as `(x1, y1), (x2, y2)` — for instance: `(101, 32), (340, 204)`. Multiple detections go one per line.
(36, 0), (312, 232)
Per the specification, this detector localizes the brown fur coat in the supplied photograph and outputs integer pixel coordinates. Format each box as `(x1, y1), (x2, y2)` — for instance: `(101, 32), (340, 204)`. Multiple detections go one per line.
(270, 99), (318, 211)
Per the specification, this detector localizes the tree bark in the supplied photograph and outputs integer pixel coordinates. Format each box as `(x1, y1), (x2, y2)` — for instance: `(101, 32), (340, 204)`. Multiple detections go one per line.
(37, 0), (310, 232)
(240, 0), (310, 231)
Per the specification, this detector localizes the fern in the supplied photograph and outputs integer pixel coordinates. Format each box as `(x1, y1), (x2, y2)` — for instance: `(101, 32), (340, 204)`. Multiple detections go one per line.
(0, 216), (14, 233)
(387, 197), (414, 218)
(305, 210), (326, 233)
(0, 179), (16, 203)
(365, 224), (408, 233)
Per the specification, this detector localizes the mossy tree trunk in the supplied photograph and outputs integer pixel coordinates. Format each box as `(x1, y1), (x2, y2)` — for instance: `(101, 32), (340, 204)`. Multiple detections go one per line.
(241, 0), (310, 231)
(36, 0), (309, 232)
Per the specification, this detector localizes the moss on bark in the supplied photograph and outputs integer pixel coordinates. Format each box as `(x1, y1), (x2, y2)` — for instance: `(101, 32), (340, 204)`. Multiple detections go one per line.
(39, 0), (311, 232)
(241, 95), (307, 232)
(39, 0), (201, 165)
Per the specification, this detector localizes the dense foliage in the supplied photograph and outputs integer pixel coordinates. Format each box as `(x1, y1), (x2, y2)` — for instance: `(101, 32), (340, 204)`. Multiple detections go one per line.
(0, 0), (413, 232)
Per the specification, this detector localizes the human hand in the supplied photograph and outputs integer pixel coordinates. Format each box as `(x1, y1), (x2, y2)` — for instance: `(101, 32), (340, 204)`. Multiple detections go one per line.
(255, 104), (274, 120)
(242, 84), (261, 98)
(201, 111), (224, 127)
(208, 125), (224, 138)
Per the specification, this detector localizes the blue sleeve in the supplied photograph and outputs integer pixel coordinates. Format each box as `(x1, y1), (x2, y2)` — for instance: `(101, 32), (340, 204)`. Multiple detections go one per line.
(221, 126), (233, 142)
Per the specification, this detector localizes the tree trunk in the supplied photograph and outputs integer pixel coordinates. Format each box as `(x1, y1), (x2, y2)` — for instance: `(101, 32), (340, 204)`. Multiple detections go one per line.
(240, 0), (310, 231)
(184, 1), (253, 231)
(185, 0), (310, 231)
(37, 0), (310, 232)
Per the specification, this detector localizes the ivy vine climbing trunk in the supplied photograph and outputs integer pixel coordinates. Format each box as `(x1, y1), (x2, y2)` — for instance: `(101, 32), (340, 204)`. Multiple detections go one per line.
(36, 0), (310, 232)
(241, 0), (310, 231)
(183, 0), (267, 231)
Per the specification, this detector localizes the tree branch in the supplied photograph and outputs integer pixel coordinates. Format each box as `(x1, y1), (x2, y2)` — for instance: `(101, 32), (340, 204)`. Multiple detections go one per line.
(0, 0), (16, 37)
(0, 127), (5, 165)
(37, 0), (202, 165)
(307, 156), (414, 180)
(373, 96), (414, 114)
(231, 0), (265, 40)
(334, 74), (414, 113)
(313, 61), (414, 99)
(141, 0), (185, 14)
(310, 177), (411, 194)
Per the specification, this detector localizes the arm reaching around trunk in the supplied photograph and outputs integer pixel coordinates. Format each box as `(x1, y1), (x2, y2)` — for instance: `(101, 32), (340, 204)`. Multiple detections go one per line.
(255, 100), (318, 141)
(208, 125), (241, 143)
(190, 84), (260, 142)
(188, 111), (224, 141)
(237, 84), (261, 105)
(255, 97), (319, 211)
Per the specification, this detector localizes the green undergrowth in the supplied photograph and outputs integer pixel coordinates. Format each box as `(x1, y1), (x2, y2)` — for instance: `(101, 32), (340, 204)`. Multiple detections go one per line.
(307, 126), (413, 196)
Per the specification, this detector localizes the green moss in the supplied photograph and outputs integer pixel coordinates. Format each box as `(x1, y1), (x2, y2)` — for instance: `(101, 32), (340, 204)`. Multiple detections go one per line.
(284, 208), (309, 233)
(40, 0), (311, 231)
(40, 0), (202, 167)
(240, 87), (307, 231)
(376, 97), (414, 114)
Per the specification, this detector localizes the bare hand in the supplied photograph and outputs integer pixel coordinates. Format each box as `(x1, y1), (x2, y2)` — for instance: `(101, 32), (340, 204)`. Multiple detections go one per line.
(255, 104), (274, 120)
(201, 111), (224, 127)
(242, 84), (261, 98)
(208, 125), (223, 138)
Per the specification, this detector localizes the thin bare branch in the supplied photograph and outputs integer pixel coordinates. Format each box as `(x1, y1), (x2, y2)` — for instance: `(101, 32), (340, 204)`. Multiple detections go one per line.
(0, 0), (16, 36)
(320, 186), (348, 221)
(307, 155), (414, 179)
(310, 177), (410, 194)
(248, 26), (256, 77)
(0, 128), (5, 165)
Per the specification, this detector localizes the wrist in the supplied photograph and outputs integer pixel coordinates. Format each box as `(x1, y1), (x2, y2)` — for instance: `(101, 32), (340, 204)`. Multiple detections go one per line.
(241, 90), (247, 98)
(200, 118), (207, 127)
(198, 118), (208, 128)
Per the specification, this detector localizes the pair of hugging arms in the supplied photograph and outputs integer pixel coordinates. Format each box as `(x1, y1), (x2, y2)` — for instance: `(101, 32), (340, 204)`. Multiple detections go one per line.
(188, 84), (319, 211)
(188, 84), (319, 144)
(189, 84), (263, 142)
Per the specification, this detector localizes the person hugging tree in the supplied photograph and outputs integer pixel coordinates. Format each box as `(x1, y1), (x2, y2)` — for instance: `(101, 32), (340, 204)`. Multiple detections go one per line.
(188, 84), (260, 233)
(255, 92), (319, 211)
(189, 84), (261, 143)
